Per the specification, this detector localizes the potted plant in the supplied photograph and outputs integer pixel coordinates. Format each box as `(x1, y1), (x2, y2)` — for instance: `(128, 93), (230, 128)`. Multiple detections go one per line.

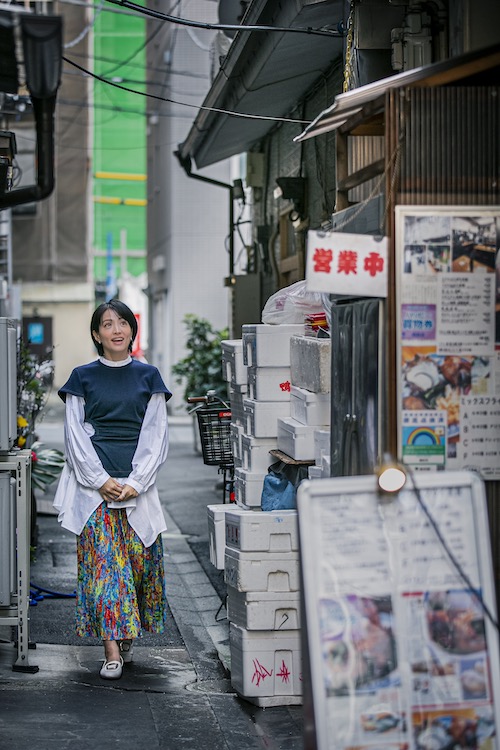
(172, 314), (229, 451)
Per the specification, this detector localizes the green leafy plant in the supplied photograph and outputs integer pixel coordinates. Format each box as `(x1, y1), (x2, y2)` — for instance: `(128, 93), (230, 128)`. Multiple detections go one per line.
(172, 314), (229, 403)
(30, 441), (65, 491)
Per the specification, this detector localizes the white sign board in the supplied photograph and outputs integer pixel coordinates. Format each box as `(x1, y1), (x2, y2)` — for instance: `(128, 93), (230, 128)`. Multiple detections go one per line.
(297, 472), (500, 750)
(395, 205), (500, 478)
(306, 230), (388, 297)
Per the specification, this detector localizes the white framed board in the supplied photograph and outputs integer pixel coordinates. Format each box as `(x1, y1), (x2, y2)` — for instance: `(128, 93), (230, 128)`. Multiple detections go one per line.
(297, 471), (500, 750)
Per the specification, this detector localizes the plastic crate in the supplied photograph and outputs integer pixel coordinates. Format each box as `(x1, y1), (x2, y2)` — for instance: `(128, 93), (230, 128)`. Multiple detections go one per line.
(196, 405), (233, 467)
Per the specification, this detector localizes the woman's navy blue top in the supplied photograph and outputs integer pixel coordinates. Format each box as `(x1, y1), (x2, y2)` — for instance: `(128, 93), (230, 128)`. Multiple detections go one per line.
(58, 359), (172, 477)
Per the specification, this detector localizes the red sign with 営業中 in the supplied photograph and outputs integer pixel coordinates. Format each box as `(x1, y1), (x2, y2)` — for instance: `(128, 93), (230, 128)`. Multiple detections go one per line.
(306, 230), (388, 297)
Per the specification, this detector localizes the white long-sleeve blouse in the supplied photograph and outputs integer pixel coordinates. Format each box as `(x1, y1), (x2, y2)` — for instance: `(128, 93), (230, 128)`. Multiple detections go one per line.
(53, 373), (169, 547)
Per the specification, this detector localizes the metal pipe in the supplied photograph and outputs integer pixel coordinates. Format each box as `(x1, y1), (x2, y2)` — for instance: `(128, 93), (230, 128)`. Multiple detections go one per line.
(174, 150), (235, 275)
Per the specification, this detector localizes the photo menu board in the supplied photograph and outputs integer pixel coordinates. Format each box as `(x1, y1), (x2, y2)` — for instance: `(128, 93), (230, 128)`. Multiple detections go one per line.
(395, 206), (500, 478)
(297, 472), (500, 750)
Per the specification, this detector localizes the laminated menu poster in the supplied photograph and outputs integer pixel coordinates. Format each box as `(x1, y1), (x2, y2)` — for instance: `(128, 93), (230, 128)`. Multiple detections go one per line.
(395, 206), (500, 478)
(297, 472), (500, 750)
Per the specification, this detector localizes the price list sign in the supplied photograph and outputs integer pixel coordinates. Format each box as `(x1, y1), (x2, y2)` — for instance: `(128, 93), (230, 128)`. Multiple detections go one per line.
(395, 206), (500, 478)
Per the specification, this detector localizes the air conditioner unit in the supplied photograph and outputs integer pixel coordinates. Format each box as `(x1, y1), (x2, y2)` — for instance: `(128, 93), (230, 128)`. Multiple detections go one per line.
(0, 318), (18, 452)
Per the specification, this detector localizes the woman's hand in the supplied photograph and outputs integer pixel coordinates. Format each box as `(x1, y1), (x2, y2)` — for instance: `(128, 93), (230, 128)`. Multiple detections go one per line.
(99, 477), (124, 502)
(116, 484), (139, 503)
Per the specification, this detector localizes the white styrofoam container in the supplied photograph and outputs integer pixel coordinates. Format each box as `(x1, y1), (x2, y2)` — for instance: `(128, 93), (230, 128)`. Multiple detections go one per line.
(290, 385), (330, 426)
(242, 324), (304, 367)
(241, 434), (276, 473)
(308, 465), (323, 480)
(243, 397), (290, 438)
(230, 384), (248, 427)
(224, 547), (300, 592)
(321, 453), (331, 477)
(314, 428), (331, 464)
(225, 509), (298, 553)
(207, 504), (236, 570)
(234, 466), (266, 508)
(290, 336), (331, 393)
(227, 587), (301, 630)
(247, 366), (291, 402)
(230, 623), (302, 700)
(230, 422), (244, 467)
(221, 339), (247, 385)
(277, 417), (316, 460)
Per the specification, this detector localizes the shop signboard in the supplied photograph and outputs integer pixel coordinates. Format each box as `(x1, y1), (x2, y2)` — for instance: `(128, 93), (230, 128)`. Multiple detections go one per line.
(395, 206), (500, 477)
(297, 472), (500, 750)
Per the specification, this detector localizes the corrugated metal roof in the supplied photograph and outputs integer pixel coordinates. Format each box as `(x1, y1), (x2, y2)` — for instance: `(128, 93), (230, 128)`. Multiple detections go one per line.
(294, 43), (500, 142)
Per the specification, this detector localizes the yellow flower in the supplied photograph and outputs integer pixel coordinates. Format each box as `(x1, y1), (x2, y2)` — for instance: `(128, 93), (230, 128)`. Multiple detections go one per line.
(17, 436), (26, 447)
(17, 415), (28, 428)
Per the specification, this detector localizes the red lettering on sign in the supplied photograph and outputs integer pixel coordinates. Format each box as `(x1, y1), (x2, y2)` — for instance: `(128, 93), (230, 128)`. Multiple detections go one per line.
(312, 247), (333, 273)
(337, 250), (358, 275)
(364, 251), (384, 277)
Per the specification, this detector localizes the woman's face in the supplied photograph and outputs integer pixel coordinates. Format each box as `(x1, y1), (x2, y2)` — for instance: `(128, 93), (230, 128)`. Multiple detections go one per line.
(93, 308), (133, 361)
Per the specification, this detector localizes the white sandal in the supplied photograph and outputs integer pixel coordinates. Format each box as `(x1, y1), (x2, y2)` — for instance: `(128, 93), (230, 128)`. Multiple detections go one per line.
(119, 639), (134, 663)
(100, 655), (124, 680)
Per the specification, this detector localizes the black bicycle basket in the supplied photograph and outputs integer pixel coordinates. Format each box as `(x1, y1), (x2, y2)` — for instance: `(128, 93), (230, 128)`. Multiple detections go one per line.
(196, 404), (233, 467)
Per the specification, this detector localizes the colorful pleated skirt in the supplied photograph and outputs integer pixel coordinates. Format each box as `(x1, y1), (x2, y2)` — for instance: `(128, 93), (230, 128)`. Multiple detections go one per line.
(76, 503), (167, 639)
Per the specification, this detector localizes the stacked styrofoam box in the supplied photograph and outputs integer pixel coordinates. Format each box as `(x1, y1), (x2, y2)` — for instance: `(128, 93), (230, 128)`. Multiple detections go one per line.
(277, 338), (331, 462)
(234, 324), (304, 510)
(230, 422), (244, 468)
(225, 509), (302, 706)
(312, 428), (331, 478)
(207, 504), (238, 570)
(221, 339), (247, 387)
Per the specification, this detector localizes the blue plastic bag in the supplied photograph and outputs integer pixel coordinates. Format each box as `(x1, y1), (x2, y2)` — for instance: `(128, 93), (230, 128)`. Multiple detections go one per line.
(261, 469), (297, 511)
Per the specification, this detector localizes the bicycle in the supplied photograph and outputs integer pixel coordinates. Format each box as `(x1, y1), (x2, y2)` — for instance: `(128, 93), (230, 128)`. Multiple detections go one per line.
(187, 390), (235, 504)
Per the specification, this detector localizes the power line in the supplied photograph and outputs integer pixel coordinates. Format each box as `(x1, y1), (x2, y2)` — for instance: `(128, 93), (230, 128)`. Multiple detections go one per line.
(62, 55), (312, 125)
(104, 0), (345, 38)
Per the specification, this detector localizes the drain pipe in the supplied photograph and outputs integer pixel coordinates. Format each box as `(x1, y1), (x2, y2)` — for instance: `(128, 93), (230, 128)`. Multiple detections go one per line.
(174, 151), (234, 276)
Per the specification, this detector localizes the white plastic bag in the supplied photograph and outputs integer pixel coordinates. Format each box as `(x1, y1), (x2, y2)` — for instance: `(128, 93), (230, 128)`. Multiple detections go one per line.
(262, 280), (327, 325)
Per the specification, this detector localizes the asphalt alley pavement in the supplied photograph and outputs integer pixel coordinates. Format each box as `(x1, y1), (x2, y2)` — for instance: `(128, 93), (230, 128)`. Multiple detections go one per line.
(0, 399), (304, 749)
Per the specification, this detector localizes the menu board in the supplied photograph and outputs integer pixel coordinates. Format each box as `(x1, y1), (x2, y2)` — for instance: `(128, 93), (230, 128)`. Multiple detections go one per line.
(395, 206), (500, 478)
(297, 472), (500, 750)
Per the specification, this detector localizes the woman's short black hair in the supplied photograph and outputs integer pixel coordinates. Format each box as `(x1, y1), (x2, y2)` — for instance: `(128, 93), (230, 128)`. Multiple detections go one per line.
(90, 299), (138, 355)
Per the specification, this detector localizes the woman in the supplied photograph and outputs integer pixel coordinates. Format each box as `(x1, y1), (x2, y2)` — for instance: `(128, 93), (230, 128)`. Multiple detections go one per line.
(53, 299), (171, 679)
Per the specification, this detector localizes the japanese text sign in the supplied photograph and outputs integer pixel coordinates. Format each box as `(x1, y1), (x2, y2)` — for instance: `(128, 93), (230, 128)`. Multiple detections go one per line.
(306, 230), (388, 297)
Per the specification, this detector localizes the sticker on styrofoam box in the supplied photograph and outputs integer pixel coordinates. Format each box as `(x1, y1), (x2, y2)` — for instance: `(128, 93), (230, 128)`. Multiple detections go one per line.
(277, 417), (316, 461)
(241, 434), (276, 473)
(290, 336), (331, 393)
(224, 547), (300, 592)
(207, 504), (237, 570)
(242, 324), (305, 367)
(234, 466), (266, 508)
(290, 385), (330, 426)
(243, 397), (290, 438)
(221, 339), (247, 385)
(230, 623), (302, 700)
(227, 587), (301, 630)
(314, 428), (330, 464)
(225, 509), (298, 553)
(247, 365), (292, 402)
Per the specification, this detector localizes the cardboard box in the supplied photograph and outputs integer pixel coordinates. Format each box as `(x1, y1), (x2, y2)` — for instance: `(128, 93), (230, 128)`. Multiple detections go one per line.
(242, 324), (304, 367)
(224, 547), (300, 592)
(227, 587), (301, 630)
(230, 623), (302, 702)
(225, 508), (298, 552)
